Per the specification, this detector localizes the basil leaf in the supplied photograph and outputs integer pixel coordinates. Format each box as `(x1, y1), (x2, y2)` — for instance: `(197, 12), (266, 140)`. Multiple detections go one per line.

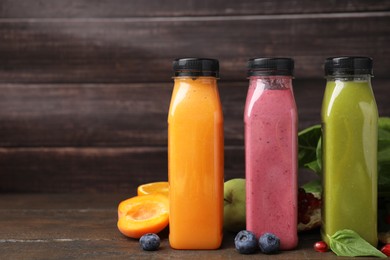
(301, 180), (322, 194)
(304, 160), (321, 173)
(328, 229), (387, 258)
(379, 117), (390, 132)
(298, 125), (322, 172)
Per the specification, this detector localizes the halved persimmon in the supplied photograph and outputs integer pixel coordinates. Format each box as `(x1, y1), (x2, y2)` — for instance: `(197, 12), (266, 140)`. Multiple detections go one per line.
(137, 182), (169, 196)
(117, 194), (169, 238)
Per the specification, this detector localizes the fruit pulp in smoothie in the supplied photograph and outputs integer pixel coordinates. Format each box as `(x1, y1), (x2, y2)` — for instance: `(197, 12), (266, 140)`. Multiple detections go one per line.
(321, 78), (378, 246)
(168, 77), (224, 249)
(244, 78), (298, 250)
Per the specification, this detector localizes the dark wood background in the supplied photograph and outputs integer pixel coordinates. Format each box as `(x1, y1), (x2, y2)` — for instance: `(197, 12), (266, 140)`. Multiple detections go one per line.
(0, 1), (389, 192)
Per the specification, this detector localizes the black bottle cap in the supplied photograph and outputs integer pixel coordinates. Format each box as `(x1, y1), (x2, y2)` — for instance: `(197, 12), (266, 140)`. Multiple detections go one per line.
(173, 58), (219, 77)
(247, 58), (294, 76)
(324, 57), (373, 76)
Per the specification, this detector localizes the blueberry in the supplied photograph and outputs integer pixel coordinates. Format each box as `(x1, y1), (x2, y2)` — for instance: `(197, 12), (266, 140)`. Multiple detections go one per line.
(139, 233), (160, 251)
(258, 233), (280, 254)
(234, 230), (258, 254)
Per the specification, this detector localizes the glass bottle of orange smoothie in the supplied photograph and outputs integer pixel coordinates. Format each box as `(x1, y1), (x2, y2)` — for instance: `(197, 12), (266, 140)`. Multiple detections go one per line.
(321, 57), (378, 246)
(168, 58), (224, 249)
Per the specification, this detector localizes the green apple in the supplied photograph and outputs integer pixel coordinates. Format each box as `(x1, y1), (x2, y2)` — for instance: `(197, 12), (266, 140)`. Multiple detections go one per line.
(223, 178), (246, 233)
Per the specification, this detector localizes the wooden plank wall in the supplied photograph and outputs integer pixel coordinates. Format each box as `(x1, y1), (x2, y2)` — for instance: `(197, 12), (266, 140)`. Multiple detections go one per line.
(0, 1), (389, 192)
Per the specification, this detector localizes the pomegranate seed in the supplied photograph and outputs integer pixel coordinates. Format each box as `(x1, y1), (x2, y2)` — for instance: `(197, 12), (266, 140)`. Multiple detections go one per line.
(381, 244), (390, 257)
(314, 241), (328, 253)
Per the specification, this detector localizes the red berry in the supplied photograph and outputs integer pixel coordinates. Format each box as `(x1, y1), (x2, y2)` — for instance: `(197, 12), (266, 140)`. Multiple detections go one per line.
(381, 244), (390, 257)
(314, 241), (328, 253)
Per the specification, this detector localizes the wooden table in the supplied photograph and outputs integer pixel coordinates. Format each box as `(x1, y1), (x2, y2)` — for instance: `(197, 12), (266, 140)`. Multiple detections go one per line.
(0, 193), (349, 259)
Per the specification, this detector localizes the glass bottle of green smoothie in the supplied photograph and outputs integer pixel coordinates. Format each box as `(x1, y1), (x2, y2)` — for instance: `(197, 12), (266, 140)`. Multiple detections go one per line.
(321, 57), (378, 246)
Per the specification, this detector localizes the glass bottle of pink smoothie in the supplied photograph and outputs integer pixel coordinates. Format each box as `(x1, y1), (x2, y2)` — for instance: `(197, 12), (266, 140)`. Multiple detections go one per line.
(244, 58), (298, 250)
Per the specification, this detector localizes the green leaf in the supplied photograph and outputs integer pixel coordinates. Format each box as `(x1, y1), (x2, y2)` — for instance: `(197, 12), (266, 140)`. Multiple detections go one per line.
(379, 117), (390, 131)
(304, 160), (321, 173)
(328, 229), (387, 258)
(378, 146), (390, 163)
(379, 163), (390, 195)
(298, 125), (322, 171)
(301, 180), (322, 194)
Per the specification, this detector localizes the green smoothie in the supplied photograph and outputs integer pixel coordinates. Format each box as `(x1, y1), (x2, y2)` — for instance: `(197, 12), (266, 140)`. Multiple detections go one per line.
(321, 77), (378, 246)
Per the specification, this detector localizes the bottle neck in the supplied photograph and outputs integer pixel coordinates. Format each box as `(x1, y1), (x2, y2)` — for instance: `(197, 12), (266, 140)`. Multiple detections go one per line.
(249, 76), (293, 90)
(174, 76), (217, 84)
(326, 74), (372, 82)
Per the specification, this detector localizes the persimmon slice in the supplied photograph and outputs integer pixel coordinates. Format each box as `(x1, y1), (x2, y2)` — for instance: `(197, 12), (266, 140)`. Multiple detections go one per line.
(117, 194), (169, 238)
(137, 182), (169, 196)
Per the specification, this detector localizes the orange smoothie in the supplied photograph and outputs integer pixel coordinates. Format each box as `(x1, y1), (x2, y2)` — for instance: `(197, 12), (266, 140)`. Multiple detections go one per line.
(168, 58), (224, 249)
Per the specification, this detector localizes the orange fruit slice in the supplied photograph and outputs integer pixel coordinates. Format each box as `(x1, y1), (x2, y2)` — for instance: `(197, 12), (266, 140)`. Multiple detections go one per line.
(117, 194), (169, 238)
(137, 182), (169, 196)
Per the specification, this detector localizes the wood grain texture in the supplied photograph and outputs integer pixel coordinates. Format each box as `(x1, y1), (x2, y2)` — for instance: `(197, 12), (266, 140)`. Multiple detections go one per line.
(0, 1), (389, 193)
(0, 194), (338, 259)
(0, 79), (388, 148)
(0, 79), (390, 192)
(1, 14), (389, 83)
(0, 146), (245, 193)
(1, 0), (389, 18)
(0, 83), (172, 147)
(0, 79), (388, 192)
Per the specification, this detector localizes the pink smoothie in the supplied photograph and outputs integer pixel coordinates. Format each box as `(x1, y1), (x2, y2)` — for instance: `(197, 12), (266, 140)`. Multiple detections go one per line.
(244, 77), (298, 250)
